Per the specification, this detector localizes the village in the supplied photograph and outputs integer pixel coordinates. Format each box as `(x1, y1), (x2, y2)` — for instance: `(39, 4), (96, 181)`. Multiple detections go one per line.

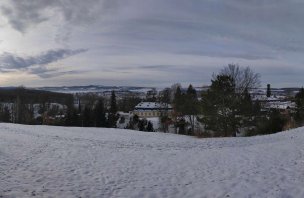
(114, 85), (297, 133)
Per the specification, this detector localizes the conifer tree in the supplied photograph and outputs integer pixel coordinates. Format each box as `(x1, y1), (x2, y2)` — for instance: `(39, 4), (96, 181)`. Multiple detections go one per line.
(295, 87), (304, 124)
(172, 86), (183, 133)
(173, 86), (182, 110)
(201, 75), (239, 136)
(2, 106), (11, 122)
(138, 119), (146, 131)
(159, 88), (171, 132)
(65, 97), (80, 126)
(201, 74), (260, 136)
(146, 121), (154, 132)
(184, 84), (199, 134)
(94, 99), (107, 127)
(108, 90), (118, 128)
(267, 84), (271, 97)
(83, 106), (93, 127)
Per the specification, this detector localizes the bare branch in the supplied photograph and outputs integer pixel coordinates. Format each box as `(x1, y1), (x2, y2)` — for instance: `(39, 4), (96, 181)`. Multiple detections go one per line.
(219, 64), (261, 93)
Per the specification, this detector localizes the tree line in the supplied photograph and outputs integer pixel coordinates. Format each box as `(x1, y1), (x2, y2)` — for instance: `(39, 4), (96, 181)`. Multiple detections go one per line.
(161, 64), (299, 137)
(1, 64), (304, 137)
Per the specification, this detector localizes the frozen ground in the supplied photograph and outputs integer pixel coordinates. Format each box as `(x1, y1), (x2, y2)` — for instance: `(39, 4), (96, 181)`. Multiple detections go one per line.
(1, 123), (304, 198)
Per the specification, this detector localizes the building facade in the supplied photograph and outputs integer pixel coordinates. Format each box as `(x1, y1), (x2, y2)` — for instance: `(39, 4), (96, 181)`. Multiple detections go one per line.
(133, 102), (173, 118)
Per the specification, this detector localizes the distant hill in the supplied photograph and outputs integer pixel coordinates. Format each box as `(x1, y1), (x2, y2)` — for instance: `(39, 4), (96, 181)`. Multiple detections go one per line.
(32, 85), (156, 94)
(0, 87), (73, 104)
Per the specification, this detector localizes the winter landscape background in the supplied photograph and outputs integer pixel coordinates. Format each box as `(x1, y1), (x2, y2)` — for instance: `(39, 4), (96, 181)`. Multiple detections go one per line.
(2, 0), (304, 197)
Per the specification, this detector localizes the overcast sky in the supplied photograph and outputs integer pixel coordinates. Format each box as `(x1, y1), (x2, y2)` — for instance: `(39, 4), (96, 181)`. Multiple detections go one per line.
(0, 0), (304, 88)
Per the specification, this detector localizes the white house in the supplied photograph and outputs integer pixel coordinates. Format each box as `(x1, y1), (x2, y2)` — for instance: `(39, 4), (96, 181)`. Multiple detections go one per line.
(133, 102), (173, 118)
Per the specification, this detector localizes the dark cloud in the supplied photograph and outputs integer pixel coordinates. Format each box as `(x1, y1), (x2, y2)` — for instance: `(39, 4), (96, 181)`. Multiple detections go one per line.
(0, 49), (87, 70)
(29, 68), (83, 78)
(0, 48), (87, 78)
(1, 0), (54, 32)
(0, 0), (105, 32)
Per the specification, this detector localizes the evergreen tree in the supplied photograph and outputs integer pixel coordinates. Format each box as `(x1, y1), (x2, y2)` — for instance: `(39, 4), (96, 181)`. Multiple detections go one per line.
(2, 106), (11, 122)
(255, 109), (286, 135)
(65, 107), (80, 126)
(159, 88), (171, 132)
(138, 119), (146, 131)
(133, 114), (139, 124)
(268, 110), (286, 134)
(176, 118), (187, 134)
(241, 89), (253, 113)
(201, 75), (239, 137)
(83, 106), (93, 127)
(174, 87), (183, 110)
(295, 87), (304, 124)
(253, 101), (262, 116)
(110, 91), (117, 114)
(0, 104), (10, 123)
(94, 99), (107, 127)
(160, 88), (171, 104)
(78, 98), (82, 113)
(201, 74), (259, 136)
(172, 84), (199, 135)
(186, 84), (197, 98)
(172, 86), (183, 133)
(146, 121), (154, 132)
(65, 97), (80, 127)
(117, 96), (141, 113)
(108, 91), (118, 128)
(125, 115), (139, 130)
(184, 84), (199, 135)
(267, 84), (271, 97)
(239, 88), (255, 127)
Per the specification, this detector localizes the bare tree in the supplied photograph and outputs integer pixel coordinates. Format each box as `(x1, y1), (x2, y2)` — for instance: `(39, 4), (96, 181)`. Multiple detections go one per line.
(217, 64), (261, 93)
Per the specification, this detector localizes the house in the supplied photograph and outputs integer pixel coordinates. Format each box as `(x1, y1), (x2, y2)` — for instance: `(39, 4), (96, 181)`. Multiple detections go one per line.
(133, 102), (173, 118)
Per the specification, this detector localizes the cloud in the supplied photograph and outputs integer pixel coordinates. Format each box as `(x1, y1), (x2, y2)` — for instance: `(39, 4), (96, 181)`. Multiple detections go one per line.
(1, 0), (53, 32)
(115, 65), (176, 71)
(0, 0), (106, 32)
(0, 48), (87, 69)
(2, 0), (304, 55)
(1, 0), (304, 87)
(178, 51), (274, 60)
(0, 48), (87, 77)
(28, 67), (82, 78)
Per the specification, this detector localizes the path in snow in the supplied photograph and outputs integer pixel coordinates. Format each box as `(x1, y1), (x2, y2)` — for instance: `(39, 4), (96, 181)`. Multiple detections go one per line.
(1, 123), (304, 198)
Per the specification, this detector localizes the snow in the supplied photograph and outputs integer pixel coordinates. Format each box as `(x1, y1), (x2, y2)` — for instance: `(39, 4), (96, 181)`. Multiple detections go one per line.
(252, 95), (286, 102)
(135, 102), (172, 110)
(1, 124), (304, 197)
(266, 101), (296, 110)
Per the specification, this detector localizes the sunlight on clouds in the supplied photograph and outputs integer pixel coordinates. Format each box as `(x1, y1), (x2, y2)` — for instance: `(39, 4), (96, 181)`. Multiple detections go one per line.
(0, 70), (34, 86)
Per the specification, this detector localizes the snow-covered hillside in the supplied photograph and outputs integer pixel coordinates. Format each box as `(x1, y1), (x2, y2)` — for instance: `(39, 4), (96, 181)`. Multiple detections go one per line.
(1, 124), (304, 198)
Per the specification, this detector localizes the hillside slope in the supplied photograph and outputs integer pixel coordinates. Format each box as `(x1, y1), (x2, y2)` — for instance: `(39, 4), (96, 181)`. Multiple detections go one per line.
(1, 124), (304, 198)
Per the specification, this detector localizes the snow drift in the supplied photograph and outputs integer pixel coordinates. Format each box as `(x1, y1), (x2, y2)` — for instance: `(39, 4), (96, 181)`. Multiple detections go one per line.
(0, 123), (304, 197)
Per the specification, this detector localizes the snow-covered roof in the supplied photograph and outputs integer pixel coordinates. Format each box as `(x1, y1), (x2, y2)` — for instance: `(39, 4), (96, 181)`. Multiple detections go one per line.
(266, 101), (296, 110)
(252, 95), (285, 102)
(134, 102), (172, 110)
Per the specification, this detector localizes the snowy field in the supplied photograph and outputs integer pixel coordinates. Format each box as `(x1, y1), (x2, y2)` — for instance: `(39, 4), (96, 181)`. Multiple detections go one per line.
(1, 124), (304, 198)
